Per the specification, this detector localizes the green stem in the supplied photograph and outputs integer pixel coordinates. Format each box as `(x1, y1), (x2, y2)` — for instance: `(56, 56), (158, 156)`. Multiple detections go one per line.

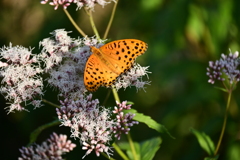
(112, 143), (129, 160)
(28, 120), (61, 146)
(85, 8), (101, 39)
(42, 98), (60, 108)
(214, 90), (232, 155)
(127, 133), (138, 160)
(63, 9), (87, 37)
(103, 0), (119, 39)
(103, 89), (111, 106)
(112, 87), (120, 103)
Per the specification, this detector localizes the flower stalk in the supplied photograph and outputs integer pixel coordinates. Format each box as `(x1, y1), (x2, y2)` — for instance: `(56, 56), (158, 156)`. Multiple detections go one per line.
(29, 120), (61, 145)
(207, 51), (240, 156)
(85, 8), (101, 39)
(112, 143), (129, 160)
(42, 98), (60, 108)
(63, 9), (87, 37)
(214, 89), (232, 155)
(112, 87), (121, 103)
(127, 133), (138, 160)
(103, 0), (119, 39)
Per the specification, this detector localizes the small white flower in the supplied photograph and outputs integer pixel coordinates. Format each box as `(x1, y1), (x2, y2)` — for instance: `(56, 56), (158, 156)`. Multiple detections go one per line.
(115, 63), (151, 91)
(0, 44), (44, 113)
(41, 0), (116, 10)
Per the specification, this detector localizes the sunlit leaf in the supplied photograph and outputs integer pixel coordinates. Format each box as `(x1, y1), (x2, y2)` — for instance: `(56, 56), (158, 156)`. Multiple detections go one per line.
(140, 137), (162, 160)
(191, 128), (215, 156)
(126, 109), (174, 138)
(227, 143), (240, 160)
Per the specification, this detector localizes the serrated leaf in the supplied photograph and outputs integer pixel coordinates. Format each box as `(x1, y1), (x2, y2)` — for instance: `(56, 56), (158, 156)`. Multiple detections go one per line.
(126, 109), (174, 138)
(191, 128), (215, 156)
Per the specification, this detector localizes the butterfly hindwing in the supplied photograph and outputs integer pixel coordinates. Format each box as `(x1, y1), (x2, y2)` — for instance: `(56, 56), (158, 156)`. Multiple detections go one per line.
(84, 53), (119, 92)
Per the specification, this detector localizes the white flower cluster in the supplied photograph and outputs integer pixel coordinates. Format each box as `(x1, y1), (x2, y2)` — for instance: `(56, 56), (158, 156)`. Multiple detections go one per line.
(41, 0), (116, 10)
(19, 132), (76, 160)
(0, 29), (104, 112)
(0, 43), (44, 113)
(56, 94), (138, 158)
(40, 29), (104, 99)
(56, 94), (115, 158)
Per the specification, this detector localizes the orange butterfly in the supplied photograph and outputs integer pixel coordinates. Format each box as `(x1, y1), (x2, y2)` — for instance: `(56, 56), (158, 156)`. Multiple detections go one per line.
(84, 39), (148, 92)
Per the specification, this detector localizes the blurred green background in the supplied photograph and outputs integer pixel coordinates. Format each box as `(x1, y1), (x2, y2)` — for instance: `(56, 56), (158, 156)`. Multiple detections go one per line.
(1, 0), (240, 159)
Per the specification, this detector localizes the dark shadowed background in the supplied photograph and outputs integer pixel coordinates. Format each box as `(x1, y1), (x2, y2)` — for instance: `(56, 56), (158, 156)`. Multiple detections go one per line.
(1, 0), (240, 159)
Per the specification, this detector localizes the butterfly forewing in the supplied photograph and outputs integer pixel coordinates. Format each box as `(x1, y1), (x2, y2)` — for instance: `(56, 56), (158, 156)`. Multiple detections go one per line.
(100, 39), (147, 62)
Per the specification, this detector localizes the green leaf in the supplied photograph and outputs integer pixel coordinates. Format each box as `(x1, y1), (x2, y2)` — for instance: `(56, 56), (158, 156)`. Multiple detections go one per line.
(126, 143), (140, 160)
(118, 137), (162, 160)
(29, 120), (60, 145)
(126, 101), (135, 105)
(140, 137), (162, 160)
(204, 155), (219, 160)
(213, 86), (228, 92)
(118, 141), (139, 160)
(227, 143), (240, 160)
(191, 128), (215, 156)
(126, 109), (174, 138)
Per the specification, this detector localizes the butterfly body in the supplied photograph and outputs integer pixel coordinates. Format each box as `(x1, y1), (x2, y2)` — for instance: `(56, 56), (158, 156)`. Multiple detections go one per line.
(84, 39), (148, 92)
